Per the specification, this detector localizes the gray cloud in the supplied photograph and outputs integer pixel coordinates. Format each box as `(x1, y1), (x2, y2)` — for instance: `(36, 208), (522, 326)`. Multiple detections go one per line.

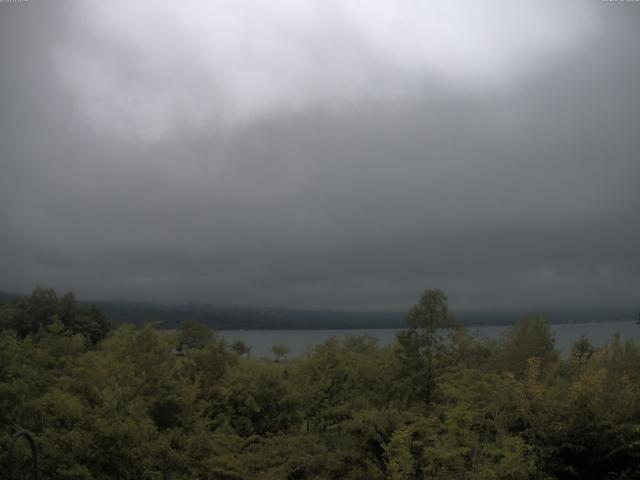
(1, 0), (639, 310)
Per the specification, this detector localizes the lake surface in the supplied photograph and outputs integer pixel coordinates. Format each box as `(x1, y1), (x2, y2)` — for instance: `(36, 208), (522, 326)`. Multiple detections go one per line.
(219, 321), (640, 359)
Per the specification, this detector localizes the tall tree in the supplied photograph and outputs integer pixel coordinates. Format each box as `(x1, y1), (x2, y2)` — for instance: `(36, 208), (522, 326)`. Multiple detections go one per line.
(396, 289), (456, 404)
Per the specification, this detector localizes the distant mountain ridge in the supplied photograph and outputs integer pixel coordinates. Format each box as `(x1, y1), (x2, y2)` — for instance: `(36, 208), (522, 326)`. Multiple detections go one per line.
(95, 304), (636, 330)
(1, 290), (635, 329)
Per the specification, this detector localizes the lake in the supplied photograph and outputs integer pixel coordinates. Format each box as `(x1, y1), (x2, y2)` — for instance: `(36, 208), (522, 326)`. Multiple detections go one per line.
(219, 321), (640, 359)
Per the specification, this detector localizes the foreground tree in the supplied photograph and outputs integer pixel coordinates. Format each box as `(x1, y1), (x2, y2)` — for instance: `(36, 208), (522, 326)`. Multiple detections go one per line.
(396, 289), (457, 404)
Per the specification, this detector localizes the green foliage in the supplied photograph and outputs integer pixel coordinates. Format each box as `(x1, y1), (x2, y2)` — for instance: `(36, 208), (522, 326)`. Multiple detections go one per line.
(570, 335), (594, 364)
(178, 320), (213, 351)
(1, 288), (640, 479)
(0, 287), (111, 346)
(231, 340), (251, 357)
(395, 289), (457, 404)
(496, 315), (558, 377)
(223, 362), (301, 436)
(271, 344), (290, 362)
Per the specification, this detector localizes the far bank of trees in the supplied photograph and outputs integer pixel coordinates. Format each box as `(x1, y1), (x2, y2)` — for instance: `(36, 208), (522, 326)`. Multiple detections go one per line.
(1, 287), (639, 479)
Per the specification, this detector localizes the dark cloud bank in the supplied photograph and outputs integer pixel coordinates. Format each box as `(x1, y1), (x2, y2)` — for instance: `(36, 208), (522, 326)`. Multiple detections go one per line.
(1, 0), (639, 311)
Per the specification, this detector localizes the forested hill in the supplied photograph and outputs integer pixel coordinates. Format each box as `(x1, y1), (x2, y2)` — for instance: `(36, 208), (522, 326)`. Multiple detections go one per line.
(95, 303), (637, 330)
(0, 290), (635, 329)
(94, 302), (405, 330)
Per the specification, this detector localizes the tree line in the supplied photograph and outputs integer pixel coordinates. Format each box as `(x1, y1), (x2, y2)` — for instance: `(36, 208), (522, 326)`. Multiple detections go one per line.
(1, 287), (639, 479)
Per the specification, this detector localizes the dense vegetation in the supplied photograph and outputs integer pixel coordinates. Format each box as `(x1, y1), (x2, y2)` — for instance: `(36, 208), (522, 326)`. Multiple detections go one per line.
(1, 287), (640, 479)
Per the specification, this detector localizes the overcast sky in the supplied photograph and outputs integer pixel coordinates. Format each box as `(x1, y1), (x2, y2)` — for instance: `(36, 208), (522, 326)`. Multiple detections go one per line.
(1, 0), (639, 310)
